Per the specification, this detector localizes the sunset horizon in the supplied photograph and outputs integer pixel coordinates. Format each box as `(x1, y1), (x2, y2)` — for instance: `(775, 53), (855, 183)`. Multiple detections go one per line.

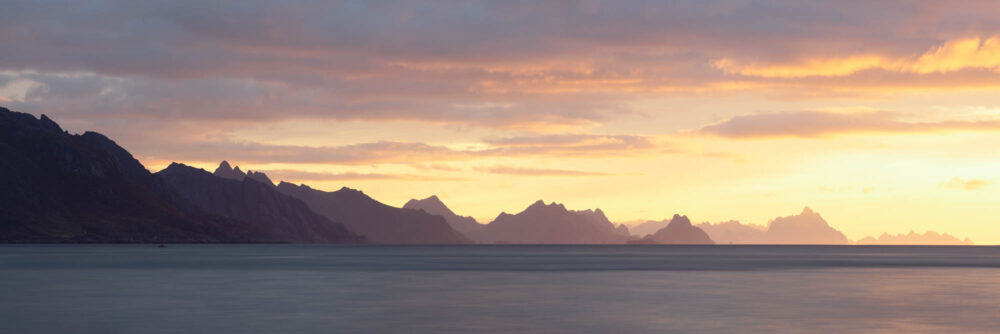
(3, 1), (1000, 333)
(5, 2), (1000, 243)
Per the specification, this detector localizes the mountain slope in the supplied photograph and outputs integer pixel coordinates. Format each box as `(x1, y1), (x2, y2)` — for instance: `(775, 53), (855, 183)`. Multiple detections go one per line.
(471, 200), (627, 244)
(277, 182), (469, 244)
(0, 107), (268, 243)
(403, 196), (483, 234)
(156, 164), (364, 243)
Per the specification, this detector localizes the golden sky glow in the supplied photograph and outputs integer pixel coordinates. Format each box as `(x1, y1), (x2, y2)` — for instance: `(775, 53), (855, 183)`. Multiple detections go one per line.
(716, 37), (1000, 78)
(4, 1), (1000, 243)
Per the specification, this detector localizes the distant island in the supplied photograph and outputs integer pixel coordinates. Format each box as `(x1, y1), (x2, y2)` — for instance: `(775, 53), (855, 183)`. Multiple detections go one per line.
(0, 107), (975, 245)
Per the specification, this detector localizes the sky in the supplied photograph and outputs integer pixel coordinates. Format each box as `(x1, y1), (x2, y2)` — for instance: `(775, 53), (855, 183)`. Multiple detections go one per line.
(3, 1), (1000, 243)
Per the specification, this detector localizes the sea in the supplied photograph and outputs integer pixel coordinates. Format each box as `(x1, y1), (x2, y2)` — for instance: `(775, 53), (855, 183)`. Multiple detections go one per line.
(2, 244), (999, 333)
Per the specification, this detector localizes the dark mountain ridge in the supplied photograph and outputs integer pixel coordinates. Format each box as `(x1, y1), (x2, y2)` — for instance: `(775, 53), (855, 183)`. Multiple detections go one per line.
(0, 107), (276, 242)
(157, 163), (364, 243)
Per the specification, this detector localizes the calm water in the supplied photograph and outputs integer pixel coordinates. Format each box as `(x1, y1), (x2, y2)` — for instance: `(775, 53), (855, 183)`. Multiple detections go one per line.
(2, 245), (1000, 333)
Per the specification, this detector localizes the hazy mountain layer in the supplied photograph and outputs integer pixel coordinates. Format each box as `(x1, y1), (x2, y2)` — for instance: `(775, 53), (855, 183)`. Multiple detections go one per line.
(630, 215), (714, 244)
(698, 208), (848, 244)
(277, 182), (470, 244)
(857, 231), (973, 245)
(403, 196), (484, 234)
(696, 221), (769, 244)
(627, 220), (671, 238)
(470, 200), (628, 244)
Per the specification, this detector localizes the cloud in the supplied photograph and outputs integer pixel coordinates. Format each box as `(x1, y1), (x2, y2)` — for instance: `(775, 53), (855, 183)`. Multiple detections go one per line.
(484, 134), (663, 155)
(476, 165), (611, 176)
(413, 164), (464, 172)
(5, 1), (1000, 132)
(942, 177), (992, 190)
(699, 110), (1000, 138)
(131, 132), (673, 166)
(1, 71), (622, 130)
(259, 169), (467, 182)
(717, 36), (1000, 78)
(157, 140), (480, 165)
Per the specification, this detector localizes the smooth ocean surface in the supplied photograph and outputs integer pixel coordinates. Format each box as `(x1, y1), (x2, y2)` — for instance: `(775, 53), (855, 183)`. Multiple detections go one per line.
(2, 245), (1000, 333)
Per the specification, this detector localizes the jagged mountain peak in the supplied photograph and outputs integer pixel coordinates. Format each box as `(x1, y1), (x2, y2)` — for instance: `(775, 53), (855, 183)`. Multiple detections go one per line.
(213, 161), (258, 182)
(668, 214), (693, 227)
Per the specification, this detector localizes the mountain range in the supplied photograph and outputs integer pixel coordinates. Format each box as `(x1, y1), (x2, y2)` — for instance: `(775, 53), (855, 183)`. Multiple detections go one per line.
(696, 208), (849, 244)
(857, 231), (974, 245)
(467, 200), (629, 244)
(0, 107), (978, 245)
(156, 163), (363, 243)
(0, 106), (357, 243)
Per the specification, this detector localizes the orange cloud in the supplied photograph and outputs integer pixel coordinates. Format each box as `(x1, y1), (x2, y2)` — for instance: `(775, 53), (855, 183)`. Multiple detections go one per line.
(134, 133), (672, 167)
(258, 169), (467, 182)
(700, 110), (1000, 138)
(942, 177), (992, 190)
(483, 134), (663, 155)
(475, 165), (611, 176)
(716, 36), (1000, 78)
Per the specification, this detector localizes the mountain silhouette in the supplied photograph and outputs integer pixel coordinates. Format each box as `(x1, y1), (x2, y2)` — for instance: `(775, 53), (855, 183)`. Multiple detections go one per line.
(0, 107), (315, 243)
(403, 195), (484, 234)
(277, 182), (470, 244)
(213, 161), (274, 187)
(0, 107), (973, 246)
(698, 207), (848, 244)
(470, 200), (628, 244)
(766, 207), (848, 244)
(857, 231), (974, 245)
(630, 214), (714, 244)
(213, 161), (246, 180)
(157, 163), (363, 243)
